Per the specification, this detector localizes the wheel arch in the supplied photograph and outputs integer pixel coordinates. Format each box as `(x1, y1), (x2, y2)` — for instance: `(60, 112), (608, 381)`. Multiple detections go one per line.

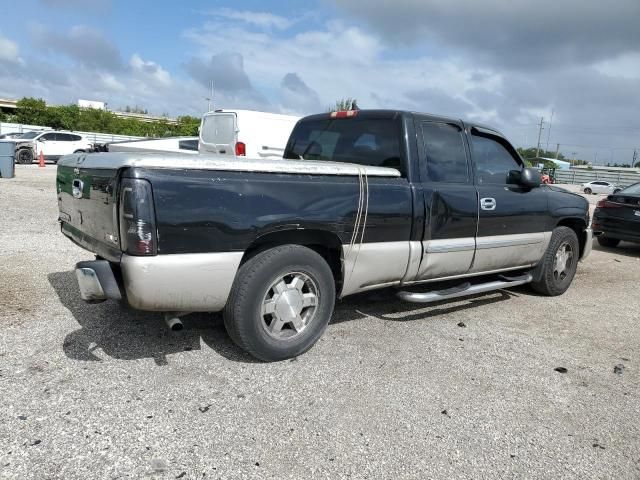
(241, 229), (344, 291)
(556, 217), (587, 258)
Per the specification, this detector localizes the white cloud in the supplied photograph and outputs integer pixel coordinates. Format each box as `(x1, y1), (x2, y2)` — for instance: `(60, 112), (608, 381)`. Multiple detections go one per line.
(207, 8), (293, 30)
(0, 32), (20, 63)
(594, 52), (640, 80)
(130, 54), (172, 87)
(183, 20), (497, 118)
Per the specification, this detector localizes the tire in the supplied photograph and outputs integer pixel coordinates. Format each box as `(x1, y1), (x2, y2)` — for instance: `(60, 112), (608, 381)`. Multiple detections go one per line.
(16, 149), (34, 164)
(73, 150), (85, 154)
(584, 188), (592, 194)
(223, 245), (336, 362)
(531, 226), (580, 296)
(597, 236), (620, 248)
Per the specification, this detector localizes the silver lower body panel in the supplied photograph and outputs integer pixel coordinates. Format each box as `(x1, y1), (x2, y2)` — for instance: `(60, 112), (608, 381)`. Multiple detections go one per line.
(120, 252), (243, 312)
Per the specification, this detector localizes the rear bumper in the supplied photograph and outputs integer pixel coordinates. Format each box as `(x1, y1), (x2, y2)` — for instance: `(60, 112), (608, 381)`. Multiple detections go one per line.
(75, 260), (122, 302)
(581, 227), (593, 261)
(75, 252), (243, 312)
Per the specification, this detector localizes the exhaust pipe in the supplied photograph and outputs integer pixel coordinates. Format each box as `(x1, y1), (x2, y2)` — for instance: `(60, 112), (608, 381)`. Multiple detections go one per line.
(164, 313), (184, 331)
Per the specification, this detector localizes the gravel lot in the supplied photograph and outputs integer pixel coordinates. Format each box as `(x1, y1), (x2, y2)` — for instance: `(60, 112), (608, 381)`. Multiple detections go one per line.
(1, 165), (639, 479)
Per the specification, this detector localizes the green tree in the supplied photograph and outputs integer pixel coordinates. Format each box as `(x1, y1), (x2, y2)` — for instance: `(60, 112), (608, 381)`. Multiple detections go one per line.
(11, 97), (201, 138)
(328, 98), (358, 112)
(15, 97), (49, 125)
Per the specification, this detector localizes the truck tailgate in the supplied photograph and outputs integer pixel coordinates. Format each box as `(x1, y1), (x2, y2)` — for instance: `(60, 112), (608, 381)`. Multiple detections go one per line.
(56, 163), (122, 261)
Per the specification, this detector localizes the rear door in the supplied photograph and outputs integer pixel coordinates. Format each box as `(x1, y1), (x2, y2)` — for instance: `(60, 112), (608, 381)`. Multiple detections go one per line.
(413, 119), (478, 280)
(469, 127), (550, 273)
(199, 112), (237, 155)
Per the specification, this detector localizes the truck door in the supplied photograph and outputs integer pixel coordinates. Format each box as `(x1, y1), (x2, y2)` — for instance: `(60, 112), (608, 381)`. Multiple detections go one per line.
(469, 127), (550, 273)
(413, 120), (479, 281)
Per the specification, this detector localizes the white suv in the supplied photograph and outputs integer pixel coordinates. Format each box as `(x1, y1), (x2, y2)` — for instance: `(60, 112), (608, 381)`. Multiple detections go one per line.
(11, 131), (92, 164)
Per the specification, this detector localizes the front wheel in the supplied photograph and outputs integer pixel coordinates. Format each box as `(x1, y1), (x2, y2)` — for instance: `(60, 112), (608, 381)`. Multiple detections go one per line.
(531, 226), (579, 296)
(16, 149), (34, 164)
(597, 236), (620, 248)
(584, 188), (592, 194)
(224, 245), (336, 361)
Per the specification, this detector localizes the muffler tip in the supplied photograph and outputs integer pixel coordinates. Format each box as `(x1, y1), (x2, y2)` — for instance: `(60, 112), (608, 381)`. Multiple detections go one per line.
(164, 315), (184, 331)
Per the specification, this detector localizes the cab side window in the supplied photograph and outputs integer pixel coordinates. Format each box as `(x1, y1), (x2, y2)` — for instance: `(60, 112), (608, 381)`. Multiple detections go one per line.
(420, 122), (469, 183)
(471, 133), (521, 185)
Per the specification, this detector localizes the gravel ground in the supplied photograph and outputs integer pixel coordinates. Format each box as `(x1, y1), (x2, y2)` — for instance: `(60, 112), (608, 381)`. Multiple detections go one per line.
(1, 165), (639, 479)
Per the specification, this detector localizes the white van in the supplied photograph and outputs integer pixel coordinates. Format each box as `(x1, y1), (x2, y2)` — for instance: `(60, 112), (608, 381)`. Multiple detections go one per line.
(199, 110), (300, 158)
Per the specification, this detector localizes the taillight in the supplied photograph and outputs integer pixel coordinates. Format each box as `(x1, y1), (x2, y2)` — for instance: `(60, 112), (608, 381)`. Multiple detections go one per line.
(119, 178), (157, 256)
(235, 141), (246, 156)
(596, 199), (622, 209)
(330, 110), (358, 118)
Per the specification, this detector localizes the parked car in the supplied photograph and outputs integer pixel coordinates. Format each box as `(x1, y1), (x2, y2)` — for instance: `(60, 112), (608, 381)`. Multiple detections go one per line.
(198, 109), (300, 158)
(57, 109), (591, 361)
(12, 131), (92, 164)
(582, 180), (621, 195)
(0, 132), (24, 140)
(593, 182), (640, 247)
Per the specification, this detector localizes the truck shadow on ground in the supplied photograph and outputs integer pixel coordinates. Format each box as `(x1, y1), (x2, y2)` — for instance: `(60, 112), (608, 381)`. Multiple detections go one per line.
(592, 241), (640, 259)
(50, 270), (517, 365)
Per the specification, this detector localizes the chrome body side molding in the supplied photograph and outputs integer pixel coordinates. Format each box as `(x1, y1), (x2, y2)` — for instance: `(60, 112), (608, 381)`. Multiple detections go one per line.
(120, 252), (244, 312)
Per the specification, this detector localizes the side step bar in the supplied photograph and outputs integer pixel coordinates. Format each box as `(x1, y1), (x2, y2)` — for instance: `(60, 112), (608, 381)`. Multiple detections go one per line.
(396, 273), (533, 304)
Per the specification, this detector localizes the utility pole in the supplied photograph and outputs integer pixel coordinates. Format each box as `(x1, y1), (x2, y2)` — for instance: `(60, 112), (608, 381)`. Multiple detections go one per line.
(205, 80), (214, 112)
(633, 148), (637, 167)
(555, 143), (560, 159)
(535, 117), (545, 158)
(545, 109), (554, 152)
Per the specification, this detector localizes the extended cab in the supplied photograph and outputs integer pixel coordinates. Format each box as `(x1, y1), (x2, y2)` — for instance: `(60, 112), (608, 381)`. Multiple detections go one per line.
(56, 110), (591, 361)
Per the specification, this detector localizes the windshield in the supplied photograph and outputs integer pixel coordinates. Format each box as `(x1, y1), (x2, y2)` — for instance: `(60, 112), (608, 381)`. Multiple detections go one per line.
(620, 182), (640, 195)
(283, 117), (404, 175)
(18, 132), (40, 139)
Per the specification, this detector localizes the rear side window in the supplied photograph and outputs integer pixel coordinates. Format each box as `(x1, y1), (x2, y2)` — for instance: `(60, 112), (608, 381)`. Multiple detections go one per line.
(421, 122), (469, 183)
(471, 133), (522, 185)
(284, 117), (405, 175)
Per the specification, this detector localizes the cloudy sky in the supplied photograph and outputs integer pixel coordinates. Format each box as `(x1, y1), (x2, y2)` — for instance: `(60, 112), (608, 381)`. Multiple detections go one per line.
(1, 0), (639, 164)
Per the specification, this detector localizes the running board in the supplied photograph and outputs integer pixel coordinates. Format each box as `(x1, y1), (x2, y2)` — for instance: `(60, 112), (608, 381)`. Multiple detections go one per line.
(396, 273), (533, 304)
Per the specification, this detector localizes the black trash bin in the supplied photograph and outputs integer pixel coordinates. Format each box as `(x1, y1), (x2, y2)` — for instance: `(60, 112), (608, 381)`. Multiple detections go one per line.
(0, 141), (16, 178)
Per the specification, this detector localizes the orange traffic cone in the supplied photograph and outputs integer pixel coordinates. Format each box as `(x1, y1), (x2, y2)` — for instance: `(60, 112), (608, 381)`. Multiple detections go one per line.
(38, 150), (45, 168)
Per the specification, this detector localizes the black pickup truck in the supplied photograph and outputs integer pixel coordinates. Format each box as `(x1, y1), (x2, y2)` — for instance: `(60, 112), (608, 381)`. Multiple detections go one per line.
(56, 110), (591, 361)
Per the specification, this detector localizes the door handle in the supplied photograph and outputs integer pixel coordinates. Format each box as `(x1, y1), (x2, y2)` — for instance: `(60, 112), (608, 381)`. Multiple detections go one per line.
(480, 197), (496, 211)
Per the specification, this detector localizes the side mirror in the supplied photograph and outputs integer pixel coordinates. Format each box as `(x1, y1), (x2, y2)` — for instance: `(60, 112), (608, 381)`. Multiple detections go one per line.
(508, 167), (541, 188)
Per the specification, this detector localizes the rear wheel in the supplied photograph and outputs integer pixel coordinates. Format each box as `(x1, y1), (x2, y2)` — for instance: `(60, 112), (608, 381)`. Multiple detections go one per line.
(597, 236), (620, 248)
(16, 149), (33, 164)
(531, 227), (579, 296)
(224, 245), (336, 361)
(584, 188), (592, 194)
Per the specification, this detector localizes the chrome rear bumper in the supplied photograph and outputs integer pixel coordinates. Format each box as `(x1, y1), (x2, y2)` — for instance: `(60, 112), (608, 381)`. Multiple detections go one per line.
(581, 228), (593, 261)
(75, 260), (122, 303)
